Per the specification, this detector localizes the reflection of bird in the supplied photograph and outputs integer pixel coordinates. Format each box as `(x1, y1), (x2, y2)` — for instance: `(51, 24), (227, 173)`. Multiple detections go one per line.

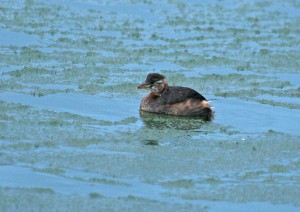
(137, 73), (214, 121)
(139, 110), (207, 130)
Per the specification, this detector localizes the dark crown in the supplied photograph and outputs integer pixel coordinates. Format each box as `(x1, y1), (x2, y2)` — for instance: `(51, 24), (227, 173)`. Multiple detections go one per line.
(145, 73), (165, 85)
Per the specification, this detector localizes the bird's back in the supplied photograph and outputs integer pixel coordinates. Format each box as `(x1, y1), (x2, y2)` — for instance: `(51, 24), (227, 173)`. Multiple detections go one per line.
(161, 86), (207, 105)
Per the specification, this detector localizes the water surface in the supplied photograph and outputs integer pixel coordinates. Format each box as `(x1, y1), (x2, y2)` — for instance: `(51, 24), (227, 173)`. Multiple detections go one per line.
(0, 0), (300, 211)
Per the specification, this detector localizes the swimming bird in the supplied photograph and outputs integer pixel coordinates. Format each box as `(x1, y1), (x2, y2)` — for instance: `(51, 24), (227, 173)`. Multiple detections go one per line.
(137, 73), (214, 121)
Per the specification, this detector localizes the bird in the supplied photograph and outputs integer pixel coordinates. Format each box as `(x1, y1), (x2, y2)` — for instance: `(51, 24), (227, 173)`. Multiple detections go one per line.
(137, 73), (214, 121)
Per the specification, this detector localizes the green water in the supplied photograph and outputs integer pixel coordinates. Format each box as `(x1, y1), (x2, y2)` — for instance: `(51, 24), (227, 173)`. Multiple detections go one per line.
(0, 0), (300, 211)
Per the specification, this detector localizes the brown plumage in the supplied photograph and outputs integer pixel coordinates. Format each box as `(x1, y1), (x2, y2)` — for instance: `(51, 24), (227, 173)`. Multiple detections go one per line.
(137, 73), (214, 121)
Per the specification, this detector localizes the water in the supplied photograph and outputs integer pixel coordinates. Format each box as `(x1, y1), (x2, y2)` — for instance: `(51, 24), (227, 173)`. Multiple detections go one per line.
(1, 0), (300, 211)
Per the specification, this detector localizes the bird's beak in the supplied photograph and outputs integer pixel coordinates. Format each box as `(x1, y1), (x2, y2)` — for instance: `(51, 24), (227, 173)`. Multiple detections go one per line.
(137, 82), (150, 89)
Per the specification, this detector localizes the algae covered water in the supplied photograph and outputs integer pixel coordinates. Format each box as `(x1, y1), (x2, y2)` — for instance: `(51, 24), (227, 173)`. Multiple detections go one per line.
(1, 0), (300, 211)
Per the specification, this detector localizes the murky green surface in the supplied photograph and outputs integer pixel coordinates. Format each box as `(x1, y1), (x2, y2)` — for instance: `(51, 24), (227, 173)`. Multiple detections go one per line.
(1, 0), (300, 211)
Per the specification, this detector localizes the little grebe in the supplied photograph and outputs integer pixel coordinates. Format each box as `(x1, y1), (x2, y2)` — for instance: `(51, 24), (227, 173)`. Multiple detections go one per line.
(137, 73), (214, 121)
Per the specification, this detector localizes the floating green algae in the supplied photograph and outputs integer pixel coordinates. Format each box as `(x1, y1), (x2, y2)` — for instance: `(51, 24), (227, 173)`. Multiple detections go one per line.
(0, 0), (300, 211)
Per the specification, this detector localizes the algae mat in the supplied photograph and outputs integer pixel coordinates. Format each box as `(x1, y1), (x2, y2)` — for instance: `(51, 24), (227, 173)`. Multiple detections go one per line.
(0, 0), (300, 211)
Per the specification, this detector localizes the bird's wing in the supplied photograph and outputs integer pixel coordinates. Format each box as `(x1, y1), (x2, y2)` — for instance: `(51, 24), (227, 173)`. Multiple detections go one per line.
(163, 86), (207, 104)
